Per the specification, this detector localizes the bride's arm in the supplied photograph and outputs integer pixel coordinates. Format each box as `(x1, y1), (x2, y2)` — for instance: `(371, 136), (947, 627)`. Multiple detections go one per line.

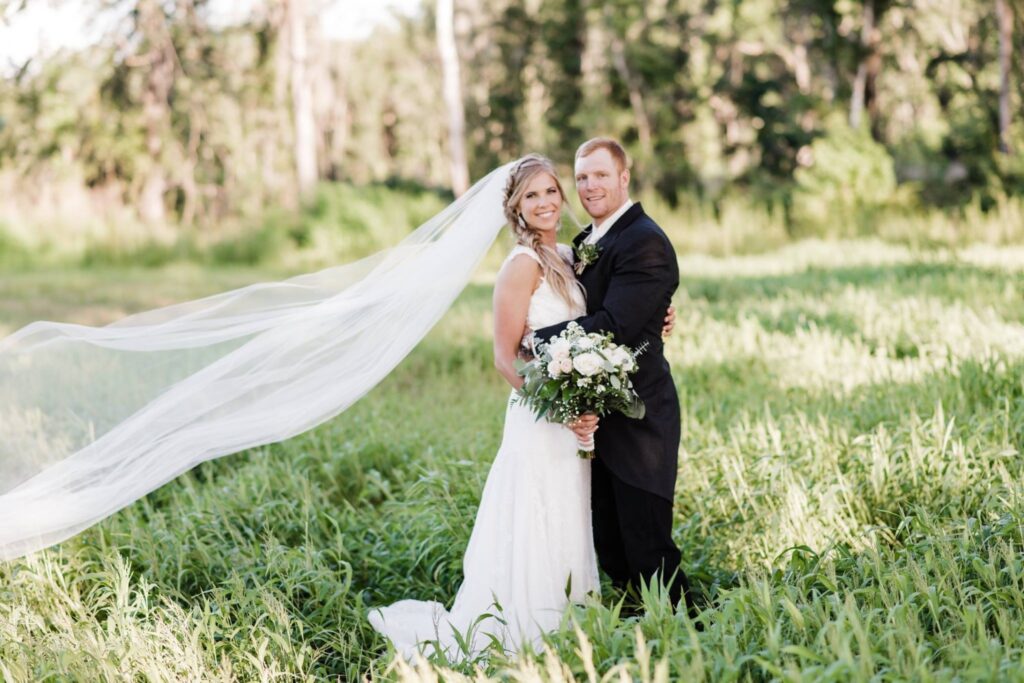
(492, 255), (541, 389)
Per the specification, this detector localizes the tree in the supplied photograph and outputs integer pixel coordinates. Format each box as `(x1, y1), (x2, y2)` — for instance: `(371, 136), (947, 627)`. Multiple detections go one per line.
(849, 0), (891, 140)
(286, 0), (318, 197)
(538, 0), (584, 156)
(996, 0), (1014, 154)
(436, 0), (469, 195)
(133, 0), (177, 224)
(605, 5), (654, 163)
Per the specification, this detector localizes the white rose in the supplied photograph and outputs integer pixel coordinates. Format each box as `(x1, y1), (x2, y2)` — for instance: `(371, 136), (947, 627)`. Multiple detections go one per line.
(547, 360), (562, 378)
(575, 337), (595, 350)
(548, 338), (572, 361)
(559, 357), (573, 374)
(613, 348), (635, 371)
(572, 352), (603, 377)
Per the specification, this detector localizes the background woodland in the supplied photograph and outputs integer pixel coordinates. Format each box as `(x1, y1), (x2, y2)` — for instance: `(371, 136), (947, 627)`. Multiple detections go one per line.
(1, 0), (1021, 267)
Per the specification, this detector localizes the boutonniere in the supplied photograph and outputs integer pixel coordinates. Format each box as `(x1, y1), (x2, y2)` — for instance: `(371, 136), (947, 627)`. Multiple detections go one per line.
(573, 241), (602, 275)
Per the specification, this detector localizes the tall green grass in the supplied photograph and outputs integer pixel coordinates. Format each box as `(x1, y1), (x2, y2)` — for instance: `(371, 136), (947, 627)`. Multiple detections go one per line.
(0, 240), (1023, 680)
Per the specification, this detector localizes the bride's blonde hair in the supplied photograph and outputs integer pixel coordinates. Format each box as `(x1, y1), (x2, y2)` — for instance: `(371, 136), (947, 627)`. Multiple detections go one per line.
(502, 154), (585, 308)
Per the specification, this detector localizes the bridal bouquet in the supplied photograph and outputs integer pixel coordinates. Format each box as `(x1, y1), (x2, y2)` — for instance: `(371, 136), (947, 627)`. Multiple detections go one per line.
(515, 322), (645, 458)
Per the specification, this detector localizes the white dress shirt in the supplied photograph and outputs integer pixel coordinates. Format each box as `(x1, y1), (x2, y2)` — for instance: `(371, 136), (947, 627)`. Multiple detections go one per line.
(584, 199), (634, 245)
(525, 200), (635, 354)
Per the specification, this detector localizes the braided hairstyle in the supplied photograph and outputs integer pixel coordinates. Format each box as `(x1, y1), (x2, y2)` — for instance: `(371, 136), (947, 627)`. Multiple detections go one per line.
(501, 154), (585, 309)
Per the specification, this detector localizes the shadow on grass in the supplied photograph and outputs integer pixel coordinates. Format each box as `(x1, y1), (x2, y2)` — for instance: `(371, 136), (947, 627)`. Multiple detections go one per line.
(682, 261), (1024, 320)
(675, 351), (1024, 443)
(671, 351), (1024, 582)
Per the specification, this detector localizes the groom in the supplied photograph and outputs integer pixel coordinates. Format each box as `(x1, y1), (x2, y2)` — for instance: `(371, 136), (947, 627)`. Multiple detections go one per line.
(532, 137), (692, 613)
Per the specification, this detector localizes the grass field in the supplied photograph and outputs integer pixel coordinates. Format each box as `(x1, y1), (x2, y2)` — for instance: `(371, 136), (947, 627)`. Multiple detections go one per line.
(1, 238), (1024, 681)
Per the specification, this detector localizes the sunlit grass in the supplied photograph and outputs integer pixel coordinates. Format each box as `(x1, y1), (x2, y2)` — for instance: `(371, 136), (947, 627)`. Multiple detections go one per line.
(1, 239), (1023, 680)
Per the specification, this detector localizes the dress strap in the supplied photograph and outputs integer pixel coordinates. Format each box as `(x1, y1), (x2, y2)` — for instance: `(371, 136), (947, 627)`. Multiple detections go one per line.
(556, 242), (573, 266)
(505, 243), (542, 265)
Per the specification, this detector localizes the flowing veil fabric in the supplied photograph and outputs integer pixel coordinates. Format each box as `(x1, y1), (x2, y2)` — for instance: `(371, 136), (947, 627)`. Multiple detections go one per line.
(0, 163), (513, 561)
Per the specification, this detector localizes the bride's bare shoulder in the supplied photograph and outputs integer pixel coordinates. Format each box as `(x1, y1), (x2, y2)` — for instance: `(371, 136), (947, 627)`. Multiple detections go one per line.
(496, 248), (541, 291)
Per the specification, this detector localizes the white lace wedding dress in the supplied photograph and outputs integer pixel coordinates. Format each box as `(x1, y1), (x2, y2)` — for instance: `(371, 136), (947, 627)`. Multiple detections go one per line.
(368, 243), (600, 661)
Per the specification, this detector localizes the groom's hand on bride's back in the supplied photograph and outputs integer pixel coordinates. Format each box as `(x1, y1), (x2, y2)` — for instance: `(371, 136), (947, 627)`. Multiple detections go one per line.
(662, 305), (677, 337)
(519, 326), (538, 360)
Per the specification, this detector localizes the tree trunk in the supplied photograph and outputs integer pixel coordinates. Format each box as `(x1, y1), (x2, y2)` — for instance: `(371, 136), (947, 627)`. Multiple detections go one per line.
(181, 106), (201, 225)
(605, 6), (653, 165)
(997, 0), (1013, 154)
(789, 43), (812, 94)
(850, 0), (881, 139)
(137, 0), (176, 224)
(264, 0), (289, 202)
(287, 0), (318, 197)
(610, 37), (653, 162)
(779, 9), (812, 96)
(436, 0), (469, 196)
(177, 0), (200, 225)
(324, 45), (351, 180)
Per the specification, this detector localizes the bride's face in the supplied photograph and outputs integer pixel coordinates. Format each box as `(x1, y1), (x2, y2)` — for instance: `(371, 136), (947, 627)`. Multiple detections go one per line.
(518, 173), (562, 232)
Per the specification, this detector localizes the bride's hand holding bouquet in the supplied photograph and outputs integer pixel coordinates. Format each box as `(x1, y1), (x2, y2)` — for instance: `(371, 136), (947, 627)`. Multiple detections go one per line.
(515, 322), (646, 458)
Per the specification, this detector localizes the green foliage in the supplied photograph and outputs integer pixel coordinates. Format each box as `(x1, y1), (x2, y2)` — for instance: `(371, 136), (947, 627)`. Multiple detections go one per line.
(2, 240), (1024, 678)
(0, 221), (31, 267)
(205, 180), (450, 268)
(3, 0), (1021, 239)
(792, 120), (901, 235)
(0, 180), (451, 269)
(6, 177), (1024, 272)
(81, 235), (201, 268)
(207, 221), (290, 266)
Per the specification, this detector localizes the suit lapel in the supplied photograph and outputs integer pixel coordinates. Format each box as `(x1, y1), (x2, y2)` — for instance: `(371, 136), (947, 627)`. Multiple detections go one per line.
(572, 226), (593, 249)
(572, 204), (644, 289)
(579, 203), (645, 305)
(593, 202), (644, 253)
(571, 204), (644, 286)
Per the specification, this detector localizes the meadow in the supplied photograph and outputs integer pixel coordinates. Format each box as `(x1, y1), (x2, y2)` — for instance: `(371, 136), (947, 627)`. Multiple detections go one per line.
(1, 236), (1023, 681)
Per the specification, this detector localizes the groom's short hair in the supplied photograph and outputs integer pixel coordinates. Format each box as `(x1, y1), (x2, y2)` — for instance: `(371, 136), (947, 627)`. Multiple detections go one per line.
(575, 137), (629, 173)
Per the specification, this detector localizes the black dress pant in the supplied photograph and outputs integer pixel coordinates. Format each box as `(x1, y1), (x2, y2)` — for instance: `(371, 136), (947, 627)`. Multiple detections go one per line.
(591, 457), (692, 611)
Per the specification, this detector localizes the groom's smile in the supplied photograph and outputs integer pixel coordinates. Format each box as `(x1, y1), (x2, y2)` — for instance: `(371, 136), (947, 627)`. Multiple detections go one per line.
(574, 147), (631, 226)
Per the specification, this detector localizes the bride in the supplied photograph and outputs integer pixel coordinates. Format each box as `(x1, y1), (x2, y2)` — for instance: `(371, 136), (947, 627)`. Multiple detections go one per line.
(368, 154), (601, 660)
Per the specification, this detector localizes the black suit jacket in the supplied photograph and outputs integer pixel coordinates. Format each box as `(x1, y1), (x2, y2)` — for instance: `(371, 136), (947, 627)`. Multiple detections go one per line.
(535, 202), (680, 501)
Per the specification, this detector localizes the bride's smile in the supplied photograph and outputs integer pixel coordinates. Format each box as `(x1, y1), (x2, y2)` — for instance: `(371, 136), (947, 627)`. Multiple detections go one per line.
(519, 174), (563, 236)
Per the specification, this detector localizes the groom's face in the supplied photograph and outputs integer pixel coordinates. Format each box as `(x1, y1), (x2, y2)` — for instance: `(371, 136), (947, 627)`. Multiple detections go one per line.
(574, 148), (630, 225)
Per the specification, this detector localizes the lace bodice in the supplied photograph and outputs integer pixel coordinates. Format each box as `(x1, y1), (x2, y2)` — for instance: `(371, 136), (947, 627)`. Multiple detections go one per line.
(503, 244), (585, 331)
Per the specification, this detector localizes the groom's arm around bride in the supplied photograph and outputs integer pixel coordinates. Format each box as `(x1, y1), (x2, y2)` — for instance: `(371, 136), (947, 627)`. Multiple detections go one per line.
(532, 184), (680, 501)
(533, 139), (678, 443)
(532, 137), (693, 615)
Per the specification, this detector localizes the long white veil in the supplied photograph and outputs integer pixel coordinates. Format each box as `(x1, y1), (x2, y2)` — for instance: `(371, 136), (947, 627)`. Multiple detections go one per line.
(0, 163), (513, 561)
